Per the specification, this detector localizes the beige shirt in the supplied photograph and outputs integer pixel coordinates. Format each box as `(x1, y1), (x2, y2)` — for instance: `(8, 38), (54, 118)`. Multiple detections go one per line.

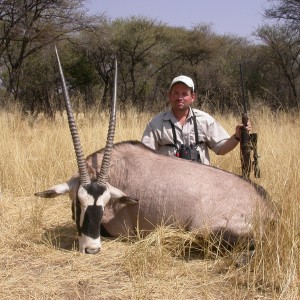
(141, 107), (230, 165)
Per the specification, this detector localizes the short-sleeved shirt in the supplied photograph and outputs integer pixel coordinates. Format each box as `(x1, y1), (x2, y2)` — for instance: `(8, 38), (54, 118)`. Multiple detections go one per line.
(141, 107), (230, 165)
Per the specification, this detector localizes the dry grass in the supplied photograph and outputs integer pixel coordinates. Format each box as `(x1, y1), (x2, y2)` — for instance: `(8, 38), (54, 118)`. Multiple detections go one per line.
(0, 105), (299, 299)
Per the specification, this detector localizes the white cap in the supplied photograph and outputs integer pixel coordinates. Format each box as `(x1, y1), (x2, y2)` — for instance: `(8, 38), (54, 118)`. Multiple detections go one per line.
(170, 75), (194, 92)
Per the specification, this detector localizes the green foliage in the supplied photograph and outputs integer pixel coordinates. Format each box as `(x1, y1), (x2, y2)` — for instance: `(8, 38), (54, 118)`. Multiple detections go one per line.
(67, 54), (98, 90)
(0, 1), (300, 115)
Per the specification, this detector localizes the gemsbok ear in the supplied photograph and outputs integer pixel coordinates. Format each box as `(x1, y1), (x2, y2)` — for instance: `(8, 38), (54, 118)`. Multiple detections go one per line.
(118, 196), (139, 205)
(34, 183), (70, 198)
(107, 183), (138, 204)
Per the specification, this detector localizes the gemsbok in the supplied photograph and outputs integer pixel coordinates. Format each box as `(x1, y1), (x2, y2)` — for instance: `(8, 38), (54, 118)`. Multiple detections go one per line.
(35, 48), (274, 254)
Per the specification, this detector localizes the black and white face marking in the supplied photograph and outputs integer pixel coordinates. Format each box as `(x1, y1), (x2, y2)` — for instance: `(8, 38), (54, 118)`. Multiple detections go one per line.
(74, 182), (111, 254)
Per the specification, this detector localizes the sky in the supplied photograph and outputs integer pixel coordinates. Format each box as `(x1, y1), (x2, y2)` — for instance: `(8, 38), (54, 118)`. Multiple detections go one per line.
(84, 0), (271, 40)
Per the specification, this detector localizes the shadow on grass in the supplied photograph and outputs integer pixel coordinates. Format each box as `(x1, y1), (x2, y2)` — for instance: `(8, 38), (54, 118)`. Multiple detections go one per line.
(42, 222), (78, 252)
(41, 223), (253, 266)
(41, 223), (121, 252)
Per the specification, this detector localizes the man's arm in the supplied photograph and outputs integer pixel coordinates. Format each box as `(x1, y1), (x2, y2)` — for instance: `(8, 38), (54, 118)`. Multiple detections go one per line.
(217, 134), (240, 155)
(217, 122), (251, 155)
(141, 123), (158, 151)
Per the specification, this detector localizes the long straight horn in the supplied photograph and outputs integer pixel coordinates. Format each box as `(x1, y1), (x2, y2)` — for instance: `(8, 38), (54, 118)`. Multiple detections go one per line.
(97, 58), (118, 185)
(55, 46), (91, 186)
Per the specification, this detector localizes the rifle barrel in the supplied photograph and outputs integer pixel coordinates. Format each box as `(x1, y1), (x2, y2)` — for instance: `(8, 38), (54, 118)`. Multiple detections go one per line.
(239, 63), (247, 114)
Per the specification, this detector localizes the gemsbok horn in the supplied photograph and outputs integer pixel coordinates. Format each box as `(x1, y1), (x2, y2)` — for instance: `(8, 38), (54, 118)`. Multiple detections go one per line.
(37, 47), (121, 253)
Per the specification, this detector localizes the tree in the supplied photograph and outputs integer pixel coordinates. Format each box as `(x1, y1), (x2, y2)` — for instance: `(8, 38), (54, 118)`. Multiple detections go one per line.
(0, 0), (93, 102)
(72, 16), (170, 111)
(112, 16), (168, 109)
(72, 18), (119, 109)
(171, 24), (217, 75)
(257, 24), (300, 109)
(264, 0), (300, 30)
(17, 44), (59, 118)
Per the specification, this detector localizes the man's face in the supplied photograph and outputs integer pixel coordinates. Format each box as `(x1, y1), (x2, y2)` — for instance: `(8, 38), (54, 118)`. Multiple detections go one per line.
(168, 83), (195, 112)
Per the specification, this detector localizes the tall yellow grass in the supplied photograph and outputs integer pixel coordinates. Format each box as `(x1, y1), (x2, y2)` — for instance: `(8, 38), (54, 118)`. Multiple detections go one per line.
(0, 106), (299, 299)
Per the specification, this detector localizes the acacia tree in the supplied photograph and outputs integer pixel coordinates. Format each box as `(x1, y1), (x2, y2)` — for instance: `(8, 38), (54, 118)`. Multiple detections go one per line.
(112, 17), (169, 109)
(72, 16), (171, 111)
(170, 24), (218, 80)
(257, 24), (300, 109)
(73, 19), (118, 108)
(264, 0), (300, 30)
(0, 0), (93, 103)
(259, 0), (300, 109)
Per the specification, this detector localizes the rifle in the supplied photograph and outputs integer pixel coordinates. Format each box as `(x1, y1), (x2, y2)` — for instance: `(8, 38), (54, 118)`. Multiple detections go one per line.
(239, 63), (261, 179)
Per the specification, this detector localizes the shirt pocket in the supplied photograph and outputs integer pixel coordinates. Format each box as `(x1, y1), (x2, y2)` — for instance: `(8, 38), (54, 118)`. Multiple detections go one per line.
(161, 126), (177, 146)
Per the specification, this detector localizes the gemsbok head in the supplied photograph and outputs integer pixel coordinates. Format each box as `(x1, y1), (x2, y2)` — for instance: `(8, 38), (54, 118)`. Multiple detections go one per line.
(49, 48), (123, 253)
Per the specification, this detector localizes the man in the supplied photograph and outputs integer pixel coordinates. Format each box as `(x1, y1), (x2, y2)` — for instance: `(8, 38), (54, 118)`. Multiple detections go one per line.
(141, 75), (249, 165)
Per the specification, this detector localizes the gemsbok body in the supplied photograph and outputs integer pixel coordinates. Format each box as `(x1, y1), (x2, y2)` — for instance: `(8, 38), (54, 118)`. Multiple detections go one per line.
(35, 49), (274, 254)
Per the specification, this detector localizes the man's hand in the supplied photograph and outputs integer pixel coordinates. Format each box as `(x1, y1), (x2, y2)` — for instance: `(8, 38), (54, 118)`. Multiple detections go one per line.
(234, 119), (251, 140)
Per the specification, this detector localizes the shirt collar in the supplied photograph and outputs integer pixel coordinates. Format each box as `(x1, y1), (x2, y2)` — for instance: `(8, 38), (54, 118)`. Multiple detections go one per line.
(163, 107), (193, 122)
